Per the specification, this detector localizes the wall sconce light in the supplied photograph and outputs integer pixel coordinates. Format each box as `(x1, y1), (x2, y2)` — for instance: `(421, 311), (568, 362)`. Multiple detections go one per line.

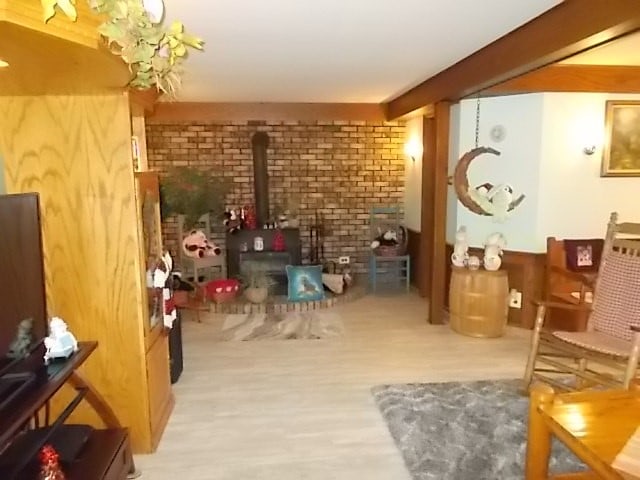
(583, 145), (597, 155)
(0, 59), (9, 68)
(404, 138), (423, 162)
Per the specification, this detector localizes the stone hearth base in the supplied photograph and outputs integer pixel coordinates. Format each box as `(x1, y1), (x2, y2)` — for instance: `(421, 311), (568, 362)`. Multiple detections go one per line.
(209, 284), (366, 314)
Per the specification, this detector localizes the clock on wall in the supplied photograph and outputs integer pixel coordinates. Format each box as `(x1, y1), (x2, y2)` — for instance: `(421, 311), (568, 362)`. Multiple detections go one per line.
(490, 125), (506, 143)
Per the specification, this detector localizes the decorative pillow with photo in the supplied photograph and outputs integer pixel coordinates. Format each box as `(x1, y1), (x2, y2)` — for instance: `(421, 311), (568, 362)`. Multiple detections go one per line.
(286, 265), (326, 302)
(564, 239), (604, 272)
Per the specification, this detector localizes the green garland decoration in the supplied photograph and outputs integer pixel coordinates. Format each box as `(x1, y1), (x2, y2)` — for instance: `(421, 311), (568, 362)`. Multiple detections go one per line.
(40, 0), (204, 96)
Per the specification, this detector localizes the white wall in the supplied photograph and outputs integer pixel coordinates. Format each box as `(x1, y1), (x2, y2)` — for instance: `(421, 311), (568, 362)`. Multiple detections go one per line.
(454, 94), (543, 251)
(537, 92), (640, 247)
(403, 116), (423, 231)
(446, 103), (461, 244)
(409, 91), (640, 253)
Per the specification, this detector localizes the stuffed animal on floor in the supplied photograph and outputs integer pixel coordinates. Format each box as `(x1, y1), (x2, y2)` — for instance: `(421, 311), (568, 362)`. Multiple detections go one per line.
(182, 229), (221, 258)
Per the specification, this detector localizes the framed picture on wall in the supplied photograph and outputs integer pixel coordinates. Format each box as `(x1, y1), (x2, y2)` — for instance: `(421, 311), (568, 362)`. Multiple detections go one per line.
(602, 100), (640, 177)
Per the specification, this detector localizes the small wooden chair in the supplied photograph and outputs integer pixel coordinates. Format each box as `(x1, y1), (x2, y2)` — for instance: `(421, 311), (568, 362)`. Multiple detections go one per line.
(544, 236), (602, 331)
(367, 206), (410, 293)
(524, 212), (640, 392)
(177, 214), (226, 283)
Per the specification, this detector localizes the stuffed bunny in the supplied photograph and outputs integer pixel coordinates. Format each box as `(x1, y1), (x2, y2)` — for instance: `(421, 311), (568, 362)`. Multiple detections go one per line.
(451, 226), (469, 267)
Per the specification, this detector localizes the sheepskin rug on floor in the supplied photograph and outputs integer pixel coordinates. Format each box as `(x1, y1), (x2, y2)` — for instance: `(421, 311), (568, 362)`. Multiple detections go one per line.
(220, 311), (344, 341)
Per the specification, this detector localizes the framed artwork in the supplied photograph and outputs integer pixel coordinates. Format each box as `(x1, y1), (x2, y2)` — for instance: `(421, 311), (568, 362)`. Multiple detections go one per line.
(602, 100), (640, 177)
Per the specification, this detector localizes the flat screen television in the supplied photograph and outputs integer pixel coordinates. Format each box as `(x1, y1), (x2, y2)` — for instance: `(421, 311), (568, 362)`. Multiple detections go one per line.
(0, 193), (48, 409)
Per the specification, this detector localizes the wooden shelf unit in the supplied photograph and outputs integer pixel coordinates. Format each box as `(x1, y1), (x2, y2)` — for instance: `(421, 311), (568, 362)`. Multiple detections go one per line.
(0, 342), (133, 480)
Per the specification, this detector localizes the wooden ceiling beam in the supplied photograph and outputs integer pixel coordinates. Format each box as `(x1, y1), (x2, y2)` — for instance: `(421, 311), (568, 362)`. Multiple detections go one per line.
(148, 102), (386, 123)
(485, 65), (640, 95)
(384, 0), (640, 119)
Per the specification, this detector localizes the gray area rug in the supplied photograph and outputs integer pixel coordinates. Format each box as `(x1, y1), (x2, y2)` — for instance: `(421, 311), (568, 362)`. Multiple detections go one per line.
(221, 311), (343, 340)
(371, 379), (585, 480)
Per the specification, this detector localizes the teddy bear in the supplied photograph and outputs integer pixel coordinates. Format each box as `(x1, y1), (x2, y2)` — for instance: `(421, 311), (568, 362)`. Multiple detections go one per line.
(451, 226), (469, 267)
(223, 208), (244, 234)
(483, 232), (506, 271)
(182, 229), (221, 258)
(370, 228), (399, 250)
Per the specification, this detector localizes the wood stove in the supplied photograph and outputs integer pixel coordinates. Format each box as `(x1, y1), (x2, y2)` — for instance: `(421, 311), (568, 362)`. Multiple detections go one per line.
(226, 229), (301, 295)
(225, 132), (301, 294)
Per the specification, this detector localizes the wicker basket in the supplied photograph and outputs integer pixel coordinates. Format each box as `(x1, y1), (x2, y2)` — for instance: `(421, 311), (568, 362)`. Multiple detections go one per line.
(205, 279), (240, 304)
(374, 245), (402, 257)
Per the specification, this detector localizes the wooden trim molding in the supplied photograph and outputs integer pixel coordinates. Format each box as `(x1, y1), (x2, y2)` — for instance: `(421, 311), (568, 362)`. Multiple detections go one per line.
(148, 102), (386, 123)
(420, 116), (435, 300)
(444, 244), (546, 329)
(427, 102), (450, 325)
(129, 88), (161, 114)
(406, 228), (423, 290)
(385, 0), (640, 119)
(486, 65), (640, 95)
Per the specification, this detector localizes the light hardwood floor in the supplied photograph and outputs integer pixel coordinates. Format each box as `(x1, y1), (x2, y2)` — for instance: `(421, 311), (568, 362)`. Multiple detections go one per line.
(134, 292), (531, 479)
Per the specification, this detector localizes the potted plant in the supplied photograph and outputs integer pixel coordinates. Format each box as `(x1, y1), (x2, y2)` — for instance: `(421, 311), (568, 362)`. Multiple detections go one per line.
(242, 266), (272, 304)
(160, 166), (230, 230)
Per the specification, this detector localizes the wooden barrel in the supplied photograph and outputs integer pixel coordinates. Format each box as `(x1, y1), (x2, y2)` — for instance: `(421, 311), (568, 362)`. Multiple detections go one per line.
(449, 267), (509, 338)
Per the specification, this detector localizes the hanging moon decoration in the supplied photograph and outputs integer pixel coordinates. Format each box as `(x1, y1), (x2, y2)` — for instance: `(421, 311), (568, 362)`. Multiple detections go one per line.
(453, 146), (525, 218)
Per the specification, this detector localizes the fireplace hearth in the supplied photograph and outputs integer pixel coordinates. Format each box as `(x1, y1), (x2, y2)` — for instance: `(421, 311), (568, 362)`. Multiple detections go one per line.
(226, 228), (301, 295)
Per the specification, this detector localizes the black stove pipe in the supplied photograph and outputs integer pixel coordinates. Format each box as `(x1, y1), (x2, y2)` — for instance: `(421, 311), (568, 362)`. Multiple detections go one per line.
(251, 132), (270, 227)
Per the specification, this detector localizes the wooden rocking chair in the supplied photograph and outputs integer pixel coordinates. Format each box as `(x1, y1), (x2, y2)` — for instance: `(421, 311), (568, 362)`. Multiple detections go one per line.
(524, 212), (640, 392)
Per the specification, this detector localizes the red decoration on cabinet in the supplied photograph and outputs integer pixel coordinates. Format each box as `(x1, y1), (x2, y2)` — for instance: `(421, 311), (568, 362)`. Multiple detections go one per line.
(243, 205), (257, 230)
(272, 230), (286, 252)
(39, 444), (66, 480)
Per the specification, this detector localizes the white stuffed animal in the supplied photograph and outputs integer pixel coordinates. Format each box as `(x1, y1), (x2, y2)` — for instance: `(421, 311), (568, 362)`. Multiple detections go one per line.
(483, 232), (506, 271)
(451, 226), (469, 267)
(43, 317), (78, 364)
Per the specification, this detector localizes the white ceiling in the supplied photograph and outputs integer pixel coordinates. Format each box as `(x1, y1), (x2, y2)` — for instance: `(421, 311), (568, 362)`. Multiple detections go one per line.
(162, 0), (563, 103)
(561, 31), (640, 66)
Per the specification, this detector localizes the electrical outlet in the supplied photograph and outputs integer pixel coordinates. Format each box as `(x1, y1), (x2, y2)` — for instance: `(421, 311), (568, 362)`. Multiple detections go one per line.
(338, 256), (350, 265)
(509, 289), (522, 309)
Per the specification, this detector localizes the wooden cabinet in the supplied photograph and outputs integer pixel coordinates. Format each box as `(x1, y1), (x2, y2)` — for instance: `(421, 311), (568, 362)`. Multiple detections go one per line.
(136, 170), (175, 450)
(0, 7), (173, 453)
(136, 171), (164, 335)
(134, 170), (175, 450)
(0, 97), (173, 453)
(146, 334), (174, 448)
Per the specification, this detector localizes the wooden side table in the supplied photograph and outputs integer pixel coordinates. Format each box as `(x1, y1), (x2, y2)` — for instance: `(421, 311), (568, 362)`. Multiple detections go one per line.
(526, 383), (640, 480)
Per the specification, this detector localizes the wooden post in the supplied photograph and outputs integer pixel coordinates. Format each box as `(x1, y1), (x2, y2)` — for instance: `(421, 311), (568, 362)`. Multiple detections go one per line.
(526, 383), (556, 479)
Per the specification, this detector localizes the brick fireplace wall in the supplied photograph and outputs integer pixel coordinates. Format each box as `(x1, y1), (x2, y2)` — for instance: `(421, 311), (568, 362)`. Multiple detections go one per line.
(145, 120), (406, 273)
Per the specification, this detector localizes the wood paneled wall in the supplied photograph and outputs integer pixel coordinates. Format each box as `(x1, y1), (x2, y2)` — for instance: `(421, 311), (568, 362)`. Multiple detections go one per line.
(406, 228), (424, 292)
(0, 94), (153, 452)
(444, 244), (545, 329)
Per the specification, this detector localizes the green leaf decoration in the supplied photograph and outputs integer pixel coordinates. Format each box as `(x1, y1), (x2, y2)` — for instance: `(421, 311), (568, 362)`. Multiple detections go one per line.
(160, 167), (231, 229)
(41, 0), (57, 22)
(39, 0), (204, 97)
(41, 0), (78, 22)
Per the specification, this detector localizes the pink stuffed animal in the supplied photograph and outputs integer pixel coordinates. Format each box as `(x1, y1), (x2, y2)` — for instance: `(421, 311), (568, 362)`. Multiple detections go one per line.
(182, 230), (221, 258)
